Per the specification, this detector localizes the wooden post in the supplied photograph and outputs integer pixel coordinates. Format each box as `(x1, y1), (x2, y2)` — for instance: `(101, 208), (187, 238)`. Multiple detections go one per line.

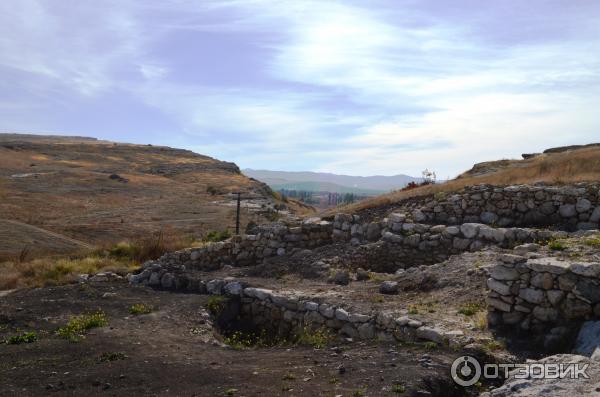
(236, 192), (241, 235)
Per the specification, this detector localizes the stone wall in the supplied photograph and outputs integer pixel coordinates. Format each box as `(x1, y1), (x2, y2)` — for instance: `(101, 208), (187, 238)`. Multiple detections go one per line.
(132, 219), (333, 274)
(387, 183), (600, 230)
(236, 286), (460, 346)
(332, 213), (562, 270)
(487, 254), (600, 338)
(131, 268), (469, 348)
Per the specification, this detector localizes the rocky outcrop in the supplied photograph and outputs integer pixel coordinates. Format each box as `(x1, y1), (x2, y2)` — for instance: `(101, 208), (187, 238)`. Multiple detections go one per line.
(574, 321), (600, 360)
(482, 354), (600, 397)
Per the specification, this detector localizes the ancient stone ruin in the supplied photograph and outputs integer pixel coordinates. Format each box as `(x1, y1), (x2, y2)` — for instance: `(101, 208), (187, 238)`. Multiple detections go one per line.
(129, 182), (600, 394)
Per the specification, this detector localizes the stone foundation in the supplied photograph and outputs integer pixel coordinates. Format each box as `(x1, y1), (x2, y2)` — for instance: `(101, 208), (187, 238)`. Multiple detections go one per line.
(138, 219), (333, 272)
(387, 183), (600, 230)
(487, 255), (600, 336)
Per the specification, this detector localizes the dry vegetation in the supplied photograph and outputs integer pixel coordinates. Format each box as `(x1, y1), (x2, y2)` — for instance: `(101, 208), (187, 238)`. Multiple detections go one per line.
(0, 228), (192, 290)
(0, 134), (308, 259)
(328, 146), (600, 215)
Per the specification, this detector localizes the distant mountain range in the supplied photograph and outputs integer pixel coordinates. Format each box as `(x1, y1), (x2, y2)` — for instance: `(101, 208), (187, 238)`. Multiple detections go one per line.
(243, 169), (421, 195)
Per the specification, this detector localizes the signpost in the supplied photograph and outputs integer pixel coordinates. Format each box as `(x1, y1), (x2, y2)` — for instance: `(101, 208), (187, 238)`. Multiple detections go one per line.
(235, 191), (241, 235)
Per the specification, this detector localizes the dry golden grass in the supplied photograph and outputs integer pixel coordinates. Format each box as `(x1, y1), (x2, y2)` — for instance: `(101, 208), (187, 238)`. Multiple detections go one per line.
(327, 147), (600, 215)
(0, 255), (137, 290)
(0, 228), (196, 290)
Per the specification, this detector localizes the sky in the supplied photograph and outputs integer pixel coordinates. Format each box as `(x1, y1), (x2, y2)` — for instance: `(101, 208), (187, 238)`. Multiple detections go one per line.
(1, 0), (599, 178)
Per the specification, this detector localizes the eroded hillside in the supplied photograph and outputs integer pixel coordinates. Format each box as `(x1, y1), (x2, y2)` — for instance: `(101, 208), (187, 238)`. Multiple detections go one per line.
(0, 134), (310, 259)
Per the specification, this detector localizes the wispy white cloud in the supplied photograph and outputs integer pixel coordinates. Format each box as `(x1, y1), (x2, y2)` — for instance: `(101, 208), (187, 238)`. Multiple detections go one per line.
(0, 0), (599, 176)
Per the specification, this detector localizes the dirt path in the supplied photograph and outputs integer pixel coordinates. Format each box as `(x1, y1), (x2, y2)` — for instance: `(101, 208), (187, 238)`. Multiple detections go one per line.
(1, 219), (93, 249)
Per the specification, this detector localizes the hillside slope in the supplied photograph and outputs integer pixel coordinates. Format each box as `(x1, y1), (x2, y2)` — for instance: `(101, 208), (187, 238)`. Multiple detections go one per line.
(326, 144), (600, 216)
(0, 134), (305, 259)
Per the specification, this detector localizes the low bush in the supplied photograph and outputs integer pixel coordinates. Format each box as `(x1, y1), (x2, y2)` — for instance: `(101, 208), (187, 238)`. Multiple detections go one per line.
(57, 311), (108, 342)
(4, 331), (38, 345)
(391, 383), (406, 394)
(202, 230), (232, 243)
(458, 302), (483, 316)
(205, 296), (227, 315)
(98, 352), (128, 362)
(548, 239), (567, 251)
(584, 237), (600, 247)
(129, 303), (153, 315)
(296, 326), (333, 349)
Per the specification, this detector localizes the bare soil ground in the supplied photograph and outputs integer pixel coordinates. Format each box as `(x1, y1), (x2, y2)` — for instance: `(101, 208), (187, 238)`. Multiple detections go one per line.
(1, 281), (466, 397)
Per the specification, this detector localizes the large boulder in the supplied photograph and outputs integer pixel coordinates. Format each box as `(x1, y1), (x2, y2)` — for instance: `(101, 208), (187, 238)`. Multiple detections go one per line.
(573, 321), (600, 358)
(379, 281), (399, 295)
(460, 223), (481, 239)
(485, 354), (600, 397)
(332, 270), (350, 286)
(559, 204), (577, 218)
(366, 223), (381, 241)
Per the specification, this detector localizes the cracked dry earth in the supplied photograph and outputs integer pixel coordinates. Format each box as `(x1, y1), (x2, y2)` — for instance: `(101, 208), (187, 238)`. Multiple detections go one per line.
(1, 279), (475, 397)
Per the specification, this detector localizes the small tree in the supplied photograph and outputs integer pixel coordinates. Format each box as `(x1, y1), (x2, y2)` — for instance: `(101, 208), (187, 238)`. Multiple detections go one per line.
(422, 169), (437, 184)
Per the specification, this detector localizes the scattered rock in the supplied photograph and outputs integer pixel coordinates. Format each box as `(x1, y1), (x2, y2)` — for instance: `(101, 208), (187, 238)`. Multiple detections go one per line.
(379, 281), (398, 295)
(332, 270), (350, 286)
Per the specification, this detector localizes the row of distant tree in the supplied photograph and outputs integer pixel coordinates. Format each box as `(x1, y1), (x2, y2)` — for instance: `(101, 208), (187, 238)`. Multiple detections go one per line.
(278, 189), (363, 206)
(278, 169), (437, 207)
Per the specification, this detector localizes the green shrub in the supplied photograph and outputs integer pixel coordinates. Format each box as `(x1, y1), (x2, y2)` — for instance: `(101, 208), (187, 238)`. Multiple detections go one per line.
(206, 296), (227, 315)
(458, 302), (483, 316)
(222, 325), (333, 350)
(57, 311), (108, 342)
(548, 239), (567, 251)
(99, 352), (128, 362)
(223, 329), (278, 349)
(296, 326), (332, 349)
(5, 331), (38, 345)
(584, 237), (600, 247)
(129, 303), (153, 315)
(202, 230), (232, 243)
(423, 341), (438, 350)
(391, 383), (406, 394)
(108, 242), (140, 260)
(483, 339), (505, 352)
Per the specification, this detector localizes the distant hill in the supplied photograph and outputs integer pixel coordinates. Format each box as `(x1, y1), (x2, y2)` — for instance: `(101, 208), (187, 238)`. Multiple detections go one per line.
(270, 181), (385, 195)
(243, 169), (420, 193)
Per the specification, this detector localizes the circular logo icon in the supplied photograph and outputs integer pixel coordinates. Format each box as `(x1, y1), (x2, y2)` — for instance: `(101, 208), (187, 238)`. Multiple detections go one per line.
(451, 355), (482, 387)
